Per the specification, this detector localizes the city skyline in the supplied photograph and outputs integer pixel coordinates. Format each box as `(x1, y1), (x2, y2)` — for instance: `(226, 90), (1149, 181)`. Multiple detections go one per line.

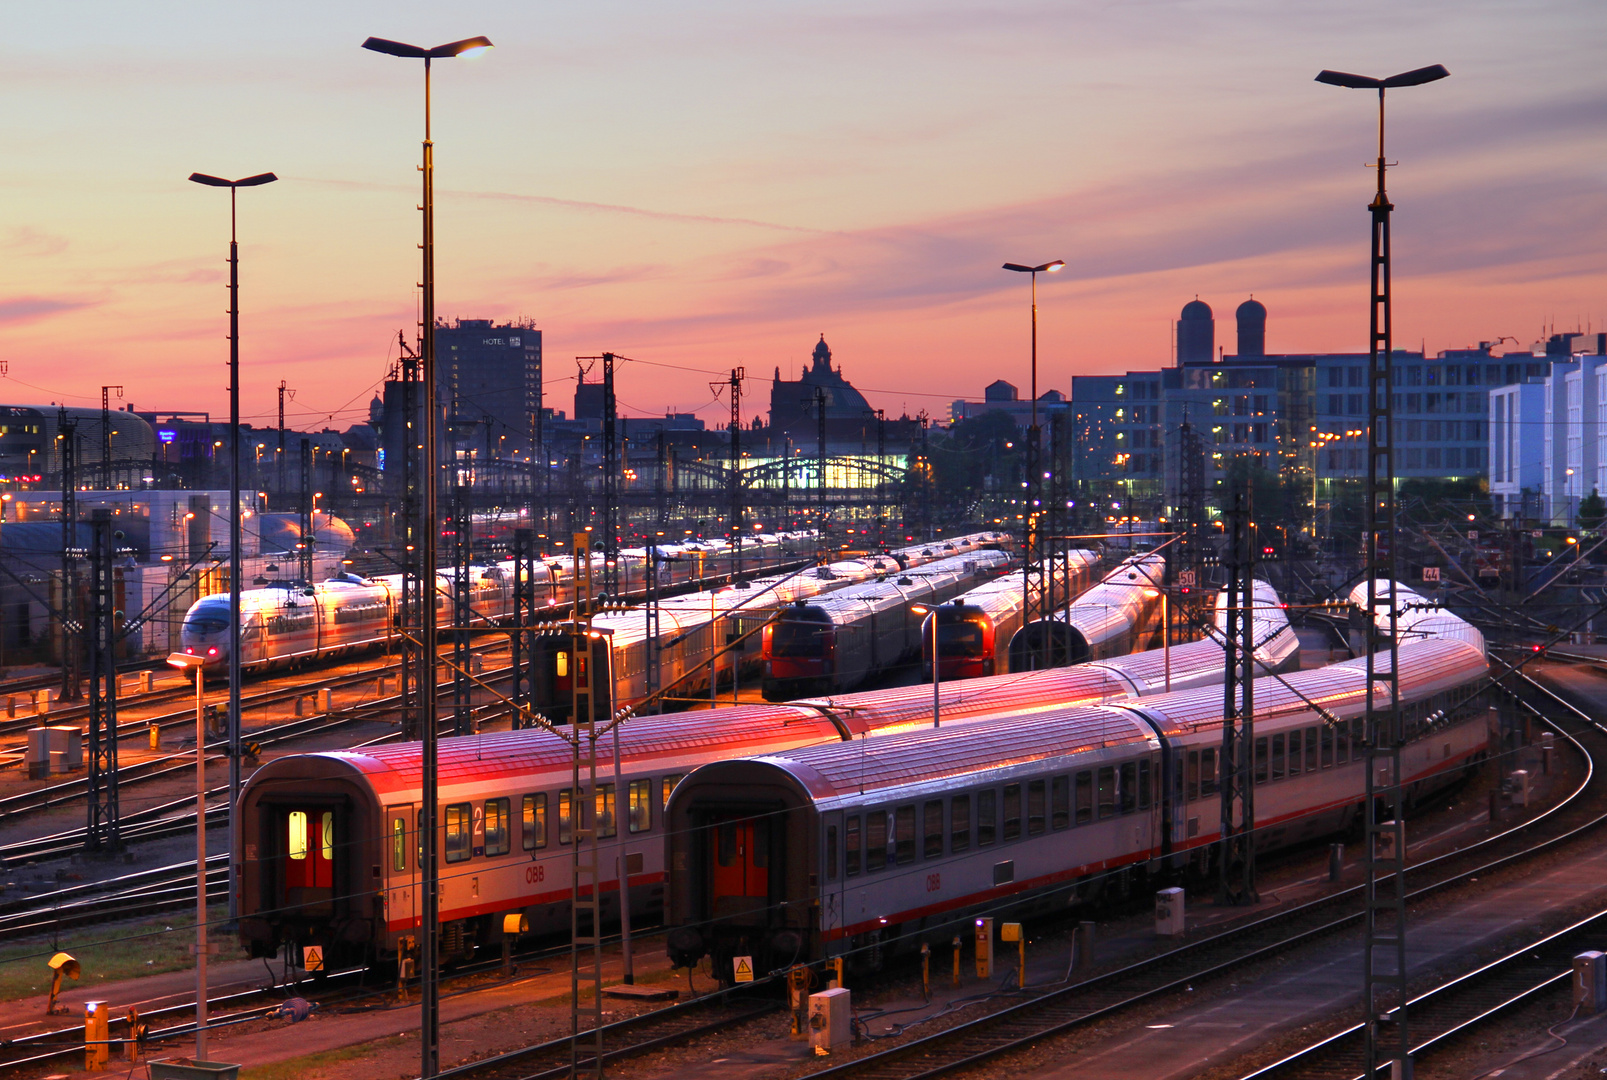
(0, 0), (1601, 430)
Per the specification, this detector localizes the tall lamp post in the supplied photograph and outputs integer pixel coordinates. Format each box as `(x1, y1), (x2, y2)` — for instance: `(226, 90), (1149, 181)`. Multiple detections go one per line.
(187, 169), (276, 923)
(362, 33), (491, 1080)
(1002, 260), (1063, 666)
(166, 652), (209, 1060)
(1316, 60), (1448, 1080)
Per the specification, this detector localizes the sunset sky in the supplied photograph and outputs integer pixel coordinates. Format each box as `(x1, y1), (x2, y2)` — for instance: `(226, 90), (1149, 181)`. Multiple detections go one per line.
(1, 1), (1602, 432)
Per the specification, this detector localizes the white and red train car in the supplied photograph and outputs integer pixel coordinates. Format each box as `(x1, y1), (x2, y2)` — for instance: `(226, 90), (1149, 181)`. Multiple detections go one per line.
(233, 580), (1293, 965)
(662, 585), (1487, 979)
(1006, 553), (1166, 670)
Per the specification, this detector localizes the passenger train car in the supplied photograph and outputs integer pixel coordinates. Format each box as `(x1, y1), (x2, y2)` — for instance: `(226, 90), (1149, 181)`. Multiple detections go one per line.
(663, 585), (1488, 979)
(919, 550), (1102, 681)
(183, 531), (1006, 676)
(234, 580), (1292, 966)
(759, 550), (1013, 700)
(1006, 553), (1166, 669)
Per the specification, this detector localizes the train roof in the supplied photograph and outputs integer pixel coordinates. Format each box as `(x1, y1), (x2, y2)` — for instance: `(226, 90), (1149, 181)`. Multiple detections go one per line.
(1347, 580), (1486, 656)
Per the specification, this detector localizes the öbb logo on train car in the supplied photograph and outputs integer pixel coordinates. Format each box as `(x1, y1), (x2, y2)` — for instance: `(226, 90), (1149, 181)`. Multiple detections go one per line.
(525, 864), (546, 884)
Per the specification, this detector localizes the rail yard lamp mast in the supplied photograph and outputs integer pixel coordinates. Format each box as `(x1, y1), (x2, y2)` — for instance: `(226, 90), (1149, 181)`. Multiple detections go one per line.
(1316, 60), (1448, 1080)
(1002, 260), (1063, 667)
(362, 33), (492, 1080)
(187, 169), (276, 923)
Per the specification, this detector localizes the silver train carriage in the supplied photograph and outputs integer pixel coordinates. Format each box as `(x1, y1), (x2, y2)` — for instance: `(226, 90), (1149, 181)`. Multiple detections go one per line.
(1006, 552), (1166, 670)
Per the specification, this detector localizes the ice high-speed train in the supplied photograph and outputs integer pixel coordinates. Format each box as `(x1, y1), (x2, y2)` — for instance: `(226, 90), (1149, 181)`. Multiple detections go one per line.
(1006, 553), (1166, 670)
(526, 541), (1011, 723)
(920, 549), (1103, 681)
(181, 531), (1004, 676)
(233, 580), (1294, 966)
(663, 584), (1488, 978)
(757, 550), (1014, 700)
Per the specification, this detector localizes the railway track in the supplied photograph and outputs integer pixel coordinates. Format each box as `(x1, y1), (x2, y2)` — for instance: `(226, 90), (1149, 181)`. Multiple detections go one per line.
(0, 855), (229, 941)
(771, 670), (1607, 1080)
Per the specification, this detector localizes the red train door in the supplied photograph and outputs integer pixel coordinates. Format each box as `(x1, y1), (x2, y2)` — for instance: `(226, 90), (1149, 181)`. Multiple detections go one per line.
(710, 813), (769, 919)
(283, 807), (336, 916)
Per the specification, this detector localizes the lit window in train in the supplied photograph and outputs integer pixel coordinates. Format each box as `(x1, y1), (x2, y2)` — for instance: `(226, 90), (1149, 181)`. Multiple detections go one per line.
(556, 652), (569, 678)
(559, 790), (574, 844)
(661, 775), (684, 813)
(595, 785), (616, 839)
(391, 817), (406, 872)
(321, 812), (334, 861)
(628, 779), (652, 833)
(522, 794), (548, 850)
(485, 798), (510, 856)
(445, 804), (471, 863)
(287, 811), (308, 860)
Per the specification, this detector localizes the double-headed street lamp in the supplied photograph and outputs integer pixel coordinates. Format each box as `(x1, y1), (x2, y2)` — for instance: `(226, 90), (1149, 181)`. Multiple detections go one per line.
(188, 170), (275, 924)
(1316, 60), (1448, 1080)
(1002, 260), (1064, 666)
(362, 33), (490, 1080)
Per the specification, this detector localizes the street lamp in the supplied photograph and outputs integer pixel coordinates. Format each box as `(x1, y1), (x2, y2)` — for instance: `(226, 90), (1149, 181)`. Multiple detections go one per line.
(911, 604), (940, 727)
(189, 169), (276, 923)
(1002, 259), (1064, 663)
(1316, 60), (1447, 1080)
(165, 651), (209, 1060)
(362, 33), (490, 1080)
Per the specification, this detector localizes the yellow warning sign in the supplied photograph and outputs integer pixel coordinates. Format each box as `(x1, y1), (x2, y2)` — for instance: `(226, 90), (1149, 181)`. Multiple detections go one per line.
(733, 955), (754, 983)
(302, 945), (324, 972)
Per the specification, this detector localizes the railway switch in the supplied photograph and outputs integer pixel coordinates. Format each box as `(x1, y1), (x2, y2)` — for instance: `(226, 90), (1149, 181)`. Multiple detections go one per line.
(46, 951), (79, 1015)
(975, 917), (993, 979)
(1155, 888), (1185, 937)
(807, 987), (851, 1056)
(1001, 922), (1024, 988)
(1575, 951), (1607, 1014)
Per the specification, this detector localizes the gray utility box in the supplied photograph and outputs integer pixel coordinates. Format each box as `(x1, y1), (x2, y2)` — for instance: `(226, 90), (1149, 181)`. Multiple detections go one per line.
(25, 726), (82, 779)
(1575, 951), (1607, 1014)
(147, 1060), (241, 1080)
(808, 987), (852, 1055)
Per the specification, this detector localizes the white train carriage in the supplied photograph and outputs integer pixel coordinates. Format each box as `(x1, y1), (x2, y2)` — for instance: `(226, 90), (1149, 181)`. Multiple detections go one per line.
(664, 586), (1488, 978)
(236, 578), (1284, 966)
(1006, 553), (1166, 669)
(760, 550), (1011, 700)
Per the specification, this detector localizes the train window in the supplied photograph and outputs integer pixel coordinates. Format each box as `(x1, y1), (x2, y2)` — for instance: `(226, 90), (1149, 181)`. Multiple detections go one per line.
(845, 816), (862, 877)
(596, 785), (616, 839)
(1026, 781), (1046, 836)
(1201, 748), (1218, 797)
(1254, 738), (1269, 784)
(1336, 720), (1350, 764)
(559, 790), (575, 845)
(1097, 767), (1116, 819)
(1306, 727), (1319, 772)
(1185, 751), (1200, 801)
(661, 775), (684, 813)
(628, 780), (652, 833)
(826, 825), (839, 882)
(445, 803), (472, 863)
(485, 799), (510, 857)
(1271, 735), (1286, 781)
(522, 794), (548, 850)
(1322, 724), (1335, 768)
(866, 812), (888, 872)
(288, 811), (308, 860)
(923, 801), (943, 858)
(895, 806), (916, 865)
(556, 652), (569, 678)
(391, 815), (407, 872)
(1002, 785), (1021, 842)
(717, 822), (737, 866)
(1051, 776), (1070, 830)
(977, 791), (997, 846)
(1138, 760), (1152, 810)
(1350, 718), (1365, 758)
(950, 796), (971, 853)
(1288, 730), (1302, 776)
(1075, 772), (1093, 824)
(1119, 763), (1137, 814)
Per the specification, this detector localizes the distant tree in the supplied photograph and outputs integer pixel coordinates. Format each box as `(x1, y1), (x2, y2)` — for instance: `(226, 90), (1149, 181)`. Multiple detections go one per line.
(1579, 488), (1606, 533)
